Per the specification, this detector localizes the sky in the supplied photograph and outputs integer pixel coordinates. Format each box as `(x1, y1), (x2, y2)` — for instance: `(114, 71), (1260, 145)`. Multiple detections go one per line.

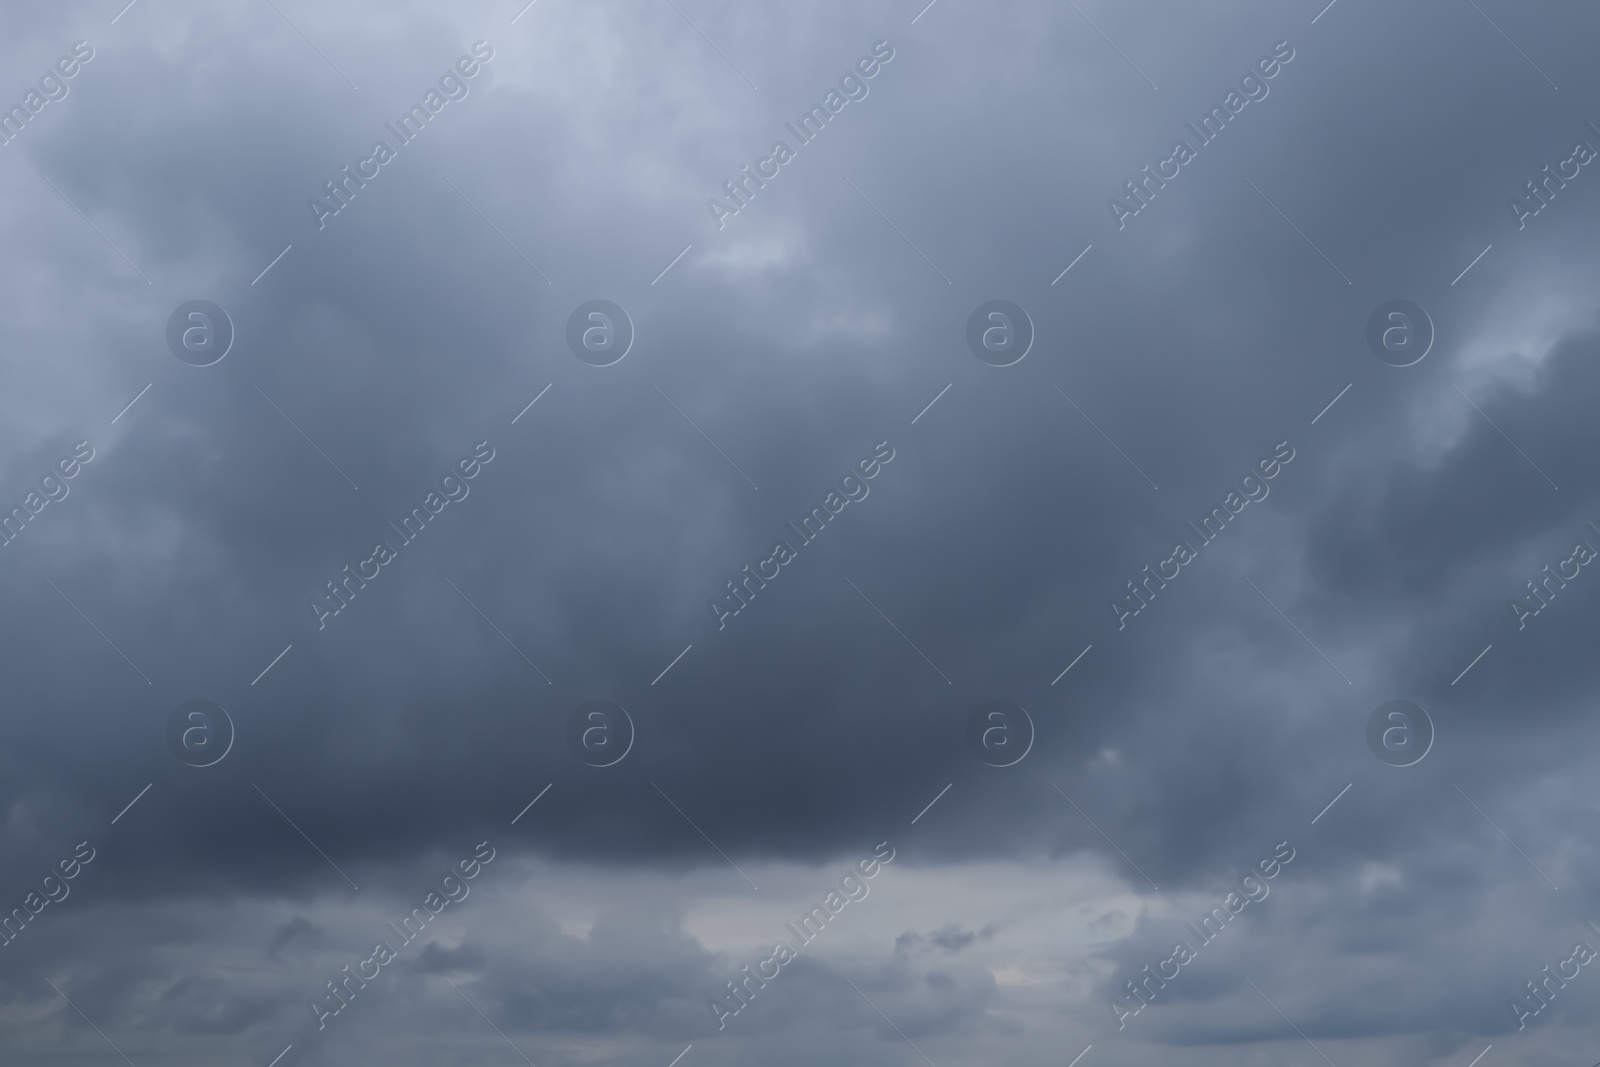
(1, 0), (1599, 1064)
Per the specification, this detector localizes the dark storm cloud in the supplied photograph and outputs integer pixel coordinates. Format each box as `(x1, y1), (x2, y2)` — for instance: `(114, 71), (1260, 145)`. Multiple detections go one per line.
(4, 0), (1600, 1062)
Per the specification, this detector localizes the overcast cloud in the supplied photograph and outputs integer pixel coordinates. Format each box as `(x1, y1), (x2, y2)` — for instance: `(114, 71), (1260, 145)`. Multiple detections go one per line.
(2, 0), (1599, 1064)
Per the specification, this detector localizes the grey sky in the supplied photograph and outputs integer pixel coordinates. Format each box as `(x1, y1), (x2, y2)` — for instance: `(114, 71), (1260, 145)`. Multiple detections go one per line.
(1, 1), (1598, 1065)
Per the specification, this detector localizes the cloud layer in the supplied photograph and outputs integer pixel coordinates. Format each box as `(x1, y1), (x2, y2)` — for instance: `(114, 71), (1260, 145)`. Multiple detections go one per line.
(3, 0), (1600, 1064)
